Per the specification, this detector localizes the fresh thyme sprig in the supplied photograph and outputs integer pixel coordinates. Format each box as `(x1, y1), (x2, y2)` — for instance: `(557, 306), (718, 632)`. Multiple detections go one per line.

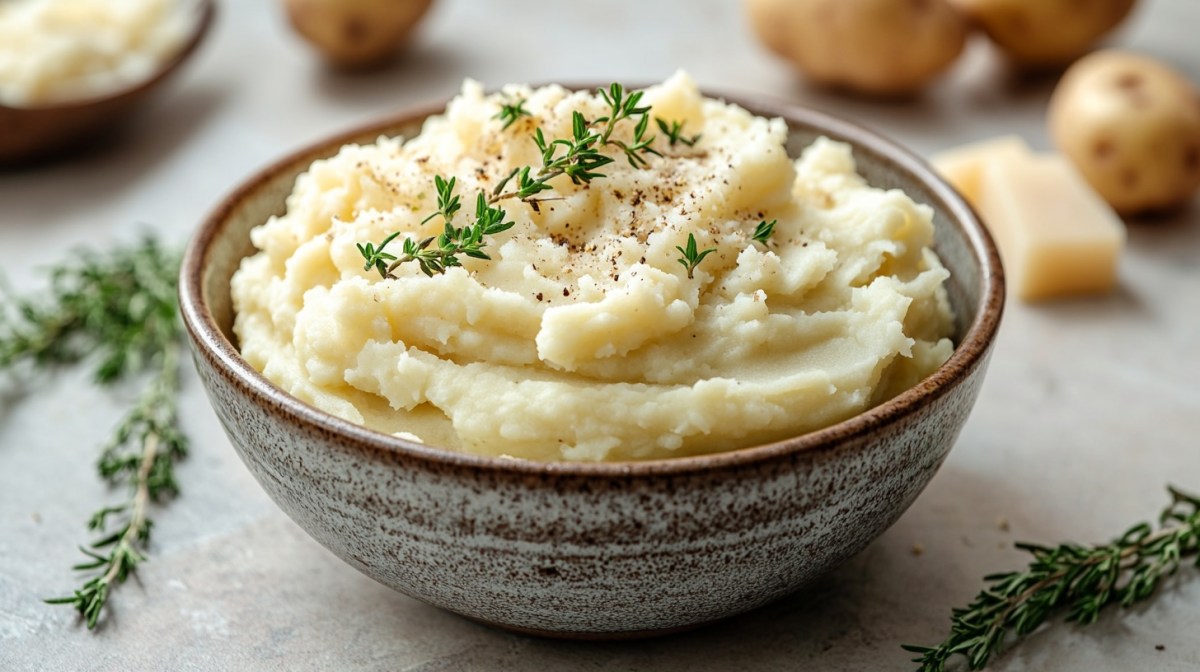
(752, 219), (776, 245)
(904, 486), (1200, 671)
(596, 83), (647, 140)
(656, 117), (701, 147)
(595, 82), (658, 164)
(401, 193), (514, 277)
(45, 340), (186, 628)
(0, 236), (181, 381)
(0, 235), (187, 630)
(522, 111), (617, 193)
(675, 233), (716, 279)
(357, 232), (401, 278)
(360, 83), (675, 279)
(493, 97), (530, 130)
(421, 174), (462, 225)
(360, 176), (516, 278)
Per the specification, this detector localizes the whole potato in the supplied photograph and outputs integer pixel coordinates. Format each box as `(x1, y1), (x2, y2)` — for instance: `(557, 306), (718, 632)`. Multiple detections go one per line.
(743, 0), (967, 96)
(285, 0), (433, 69)
(1049, 50), (1200, 215)
(949, 0), (1138, 68)
(743, 0), (793, 60)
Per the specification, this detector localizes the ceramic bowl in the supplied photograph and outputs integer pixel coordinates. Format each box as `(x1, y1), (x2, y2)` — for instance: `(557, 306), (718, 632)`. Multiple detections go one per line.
(0, 0), (215, 165)
(179, 92), (1004, 639)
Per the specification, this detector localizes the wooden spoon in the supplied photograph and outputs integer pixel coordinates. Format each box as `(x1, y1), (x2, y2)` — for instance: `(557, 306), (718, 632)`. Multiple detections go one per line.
(0, 0), (215, 166)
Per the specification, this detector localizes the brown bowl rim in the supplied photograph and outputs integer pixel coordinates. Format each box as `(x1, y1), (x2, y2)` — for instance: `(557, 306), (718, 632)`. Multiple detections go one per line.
(0, 0), (215, 114)
(180, 86), (1005, 478)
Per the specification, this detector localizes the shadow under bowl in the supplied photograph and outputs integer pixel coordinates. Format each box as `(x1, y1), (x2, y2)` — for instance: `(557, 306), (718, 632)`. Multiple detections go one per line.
(0, 0), (215, 166)
(179, 91), (1004, 639)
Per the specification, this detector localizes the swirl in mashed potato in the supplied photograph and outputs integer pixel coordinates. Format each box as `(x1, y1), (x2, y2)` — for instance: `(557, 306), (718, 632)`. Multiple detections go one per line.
(232, 73), (955, 462)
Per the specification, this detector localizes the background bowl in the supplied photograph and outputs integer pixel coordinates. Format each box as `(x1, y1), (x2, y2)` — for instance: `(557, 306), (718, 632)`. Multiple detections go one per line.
(0, 0), (214, 165)
(179, 92), (1004, 639)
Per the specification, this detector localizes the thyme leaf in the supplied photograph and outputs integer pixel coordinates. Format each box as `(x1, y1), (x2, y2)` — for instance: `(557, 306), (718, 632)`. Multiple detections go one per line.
(752, 219), (776, 245)
(655, 117), (701, 147)
(675, 232), (716, 280)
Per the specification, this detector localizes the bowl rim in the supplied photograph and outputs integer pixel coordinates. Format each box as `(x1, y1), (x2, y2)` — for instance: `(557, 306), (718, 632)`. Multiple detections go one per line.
(0, 0), (215, 113)
(180, 86), (1005, 478)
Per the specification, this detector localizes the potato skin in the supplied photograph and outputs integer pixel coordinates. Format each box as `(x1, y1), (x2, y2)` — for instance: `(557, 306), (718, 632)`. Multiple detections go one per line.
(744, 0), (793, 59)
(285, 0), (433, 68)
(1048, 50), (1200, 215)
(949, 0), (1138, 68)
(744, 0), (967, 96)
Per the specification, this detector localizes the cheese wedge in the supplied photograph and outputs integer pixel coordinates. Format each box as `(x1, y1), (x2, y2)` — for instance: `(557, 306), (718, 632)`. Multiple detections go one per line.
(977, 152), (1125, 301)
(931, 135), (1030, 208)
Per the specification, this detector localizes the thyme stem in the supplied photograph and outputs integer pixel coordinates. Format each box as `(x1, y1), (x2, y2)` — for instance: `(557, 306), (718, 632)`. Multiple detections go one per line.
(96, 424), (157, 593)
(1, 235), (187, 631)
(904, 486), (1200, 671)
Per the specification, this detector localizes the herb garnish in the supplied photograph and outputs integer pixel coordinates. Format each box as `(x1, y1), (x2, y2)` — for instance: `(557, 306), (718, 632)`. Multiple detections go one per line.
(493, 97), (530, 130)
(519, 110), (620, 194)
(904, 485), (1200, 671)
(675, 233), (716, 279)
(0, 236), (187, 630)
(360, 177), (515, 278)
(656, 117), (701, 147)
(752, 219), (776, 245)
(360, 83), (690, 279)
(595, 83), (661, 168)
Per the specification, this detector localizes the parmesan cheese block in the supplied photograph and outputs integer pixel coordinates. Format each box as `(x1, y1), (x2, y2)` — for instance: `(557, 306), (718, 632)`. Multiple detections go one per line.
(977, 151), (1125, 300)
(931, 135), (1030, 208)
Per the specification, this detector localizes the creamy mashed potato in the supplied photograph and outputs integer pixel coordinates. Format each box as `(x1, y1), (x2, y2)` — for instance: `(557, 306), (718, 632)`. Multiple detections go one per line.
(232, 73), (955, 462)
(0, 0), (197, 107)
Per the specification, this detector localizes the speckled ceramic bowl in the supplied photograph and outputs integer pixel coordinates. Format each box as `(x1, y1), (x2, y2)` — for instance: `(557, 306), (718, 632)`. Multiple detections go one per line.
(179, 92), (1004, 639)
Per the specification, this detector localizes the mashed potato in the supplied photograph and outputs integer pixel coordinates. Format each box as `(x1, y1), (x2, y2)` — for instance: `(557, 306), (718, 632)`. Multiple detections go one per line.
(232, 73), (955, 462)
(0, 0), (197, 107)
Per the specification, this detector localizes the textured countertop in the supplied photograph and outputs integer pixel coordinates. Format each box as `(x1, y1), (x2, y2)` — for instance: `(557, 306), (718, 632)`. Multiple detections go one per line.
(2, 1), (1198, 670)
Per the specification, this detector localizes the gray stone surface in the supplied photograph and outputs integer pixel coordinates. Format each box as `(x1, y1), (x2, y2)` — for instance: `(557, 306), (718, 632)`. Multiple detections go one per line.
(2, 0), (1198, 670)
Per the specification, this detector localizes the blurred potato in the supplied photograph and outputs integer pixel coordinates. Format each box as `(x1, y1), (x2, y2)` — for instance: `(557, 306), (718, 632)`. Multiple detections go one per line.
(949, 0), (1138, 68)
(285, 0), (433, 69)
(744, 0), (968, 96)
